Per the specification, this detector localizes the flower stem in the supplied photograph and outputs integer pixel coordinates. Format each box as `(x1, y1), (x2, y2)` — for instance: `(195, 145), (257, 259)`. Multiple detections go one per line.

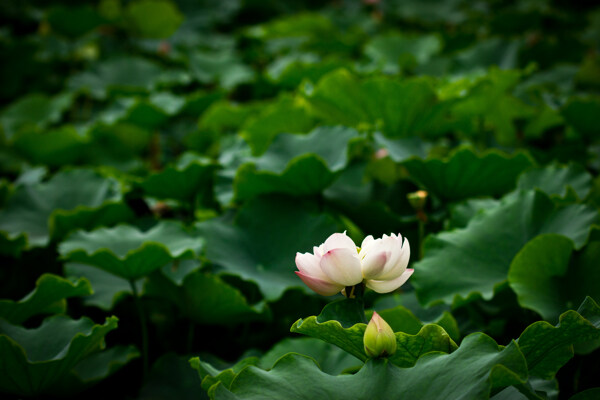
(345, 283), (367, 323)
(129, 279), (149, 380)
(418, 219), (425, 260)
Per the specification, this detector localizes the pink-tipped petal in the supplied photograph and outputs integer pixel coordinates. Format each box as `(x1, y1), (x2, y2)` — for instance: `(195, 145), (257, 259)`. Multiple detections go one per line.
(362, 235), (399, 279)
(365, 268), (414, 293)
(295, 252), (328, 281)
(322, 232), (357, 253)
(361, 250), (389, 280)
(295, 271), (344, 296)
(320, 248), (363, 286)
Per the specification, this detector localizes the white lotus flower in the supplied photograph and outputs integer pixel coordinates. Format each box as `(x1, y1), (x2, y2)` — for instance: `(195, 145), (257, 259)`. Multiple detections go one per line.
(295, 232), (412, 296)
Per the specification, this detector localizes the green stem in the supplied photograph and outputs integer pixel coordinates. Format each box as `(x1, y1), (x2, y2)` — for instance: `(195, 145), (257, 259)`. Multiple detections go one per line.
(130, 279), (149, 380)
(346, 283), (367, 323)
(418, 219), (425, 260)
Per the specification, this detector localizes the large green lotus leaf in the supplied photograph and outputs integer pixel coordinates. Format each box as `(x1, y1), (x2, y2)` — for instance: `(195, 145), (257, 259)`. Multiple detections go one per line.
(0, 169), (134, 253)
(234, 126), (360, 201)
(450, 69), (533, 145)
(323, 163), (413, 235)
(267, 53), (320, 81)
(0, 274), (92, 325)
(561, 97), (600, 138)
(508, 234), (600, 321)
(126, 0), (183, 39)
(56, 345), (139, 394)
(188, 101), (259, 152)
(259, 337), (361, 375)
(523, 106), (564, 139)
(52, 203), (137, 247)
(12, 126), (89, 167)
(198, 101), (263, 135)
(381, 0), (466, 24)
(139, 353), (208, 400)
(373, 290), (461, 341)
(291, 316), (456, 367)
(364, 33), (442, 74)
(76, 98), (143, 133)
(374, 293), (460, 341)
(448, 198), (501, 229)
(513, 64), (578, 100)
(247, 12), (334, 39)
(68, 57), (163, 99)
(402, 148), (534, 202)
(412, 190), (599, 306)
(241, 95), (315, 156)
(59, 221), (203, 280)
(46, 5), (103, 38)
(0, 230), (27, 258)
(0, 92), (73, 139)
(159, 258), (201, 285)
(507, 235), (573, 321)
(517, 297), (600, 379)
(374, 305), (459, 341)
(490, 377), (558, 400)
(82, 92), (187, 132)
(190, 355), (260, 395)
(213, 137), (253, 205)
(316, 298), (367, 328)
(182, 90), (225, 117)
(138, 155), (217, 204)
(64, 263), (142, 310)
(517, 163), (593, 200)
(373, 132), (429, 162)
(115, 99), (170, 130)
(305, 69), (446, 138)
(85, 122), (153, 166)
(451, 39), (520, 76)
(0, 315), (118, 396)
(196, 196), (342, 301)
(323, 162), (372, 207)
(246, 126), (359, 174)
(12, 167), (48, 186)
(189, 49), (255, 90)
(209, 334), (530, 400)
(266, 55), (349, 89)
(144, 270), (268, 324)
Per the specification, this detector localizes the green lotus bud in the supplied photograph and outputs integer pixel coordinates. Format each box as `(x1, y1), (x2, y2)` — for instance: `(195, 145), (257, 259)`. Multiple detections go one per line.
(363, 311), (397, 358)
(407, 190), (428, 212)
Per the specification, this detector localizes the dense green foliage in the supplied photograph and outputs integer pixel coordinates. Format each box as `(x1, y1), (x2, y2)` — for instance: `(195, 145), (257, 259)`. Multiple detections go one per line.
(1, 0), (600, 398)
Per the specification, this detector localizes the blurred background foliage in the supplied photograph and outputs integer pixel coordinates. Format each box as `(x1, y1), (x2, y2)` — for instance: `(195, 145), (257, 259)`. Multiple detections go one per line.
(1, 0), (600, 398)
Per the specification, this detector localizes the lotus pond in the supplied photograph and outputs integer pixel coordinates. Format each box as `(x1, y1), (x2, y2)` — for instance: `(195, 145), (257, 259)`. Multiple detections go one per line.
(1, 0), (600, 399)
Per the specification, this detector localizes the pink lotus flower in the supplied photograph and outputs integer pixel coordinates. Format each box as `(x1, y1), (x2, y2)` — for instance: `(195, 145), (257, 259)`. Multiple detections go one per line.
(295, 232), (412, 296)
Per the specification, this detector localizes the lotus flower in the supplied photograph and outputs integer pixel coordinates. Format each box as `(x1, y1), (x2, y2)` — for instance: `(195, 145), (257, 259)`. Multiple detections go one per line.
(364, 311), (397, 358)
(295, 232), (412, 296)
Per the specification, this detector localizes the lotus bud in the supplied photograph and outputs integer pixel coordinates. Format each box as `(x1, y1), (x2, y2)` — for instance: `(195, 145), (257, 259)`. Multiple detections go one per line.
(407, 190), (428, 212)
(363, 311), (397, 358)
